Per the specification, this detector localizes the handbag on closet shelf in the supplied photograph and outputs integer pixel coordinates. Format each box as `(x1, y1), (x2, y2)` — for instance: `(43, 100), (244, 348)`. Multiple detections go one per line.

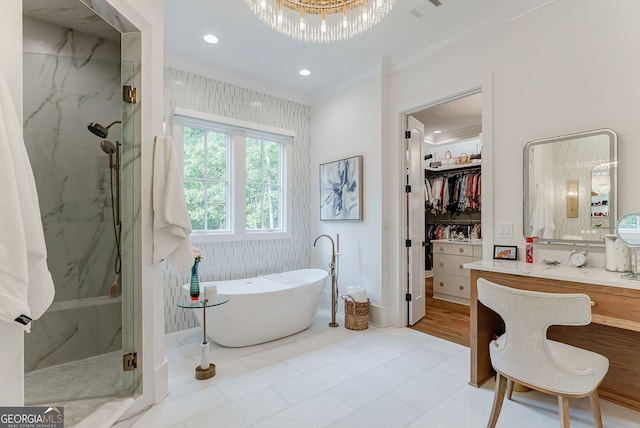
(441, 150), (455, 166)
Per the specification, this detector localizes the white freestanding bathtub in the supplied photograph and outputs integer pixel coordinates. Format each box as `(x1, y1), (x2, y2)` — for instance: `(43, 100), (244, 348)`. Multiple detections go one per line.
(182, 269), (328, 347)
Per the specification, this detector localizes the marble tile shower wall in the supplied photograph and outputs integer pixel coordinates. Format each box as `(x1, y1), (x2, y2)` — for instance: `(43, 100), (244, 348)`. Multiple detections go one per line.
(23, 17), (123, 371)
(164, 67), (312, 333)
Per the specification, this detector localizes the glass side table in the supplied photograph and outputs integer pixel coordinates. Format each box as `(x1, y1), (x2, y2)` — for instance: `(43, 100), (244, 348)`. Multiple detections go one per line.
(177, 295), (230, 380)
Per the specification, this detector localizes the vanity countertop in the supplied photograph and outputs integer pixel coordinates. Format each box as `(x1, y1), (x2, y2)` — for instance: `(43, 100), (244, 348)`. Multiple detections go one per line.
(463, 259), (640, 291)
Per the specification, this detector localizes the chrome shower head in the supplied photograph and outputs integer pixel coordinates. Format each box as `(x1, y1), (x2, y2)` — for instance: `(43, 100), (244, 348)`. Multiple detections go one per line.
(87, 120), (121, 138)
(100, 140), (117, 155)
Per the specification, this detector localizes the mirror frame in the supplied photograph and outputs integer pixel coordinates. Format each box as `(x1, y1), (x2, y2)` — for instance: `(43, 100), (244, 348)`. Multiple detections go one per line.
(523, 128), (618, 245)
(616, 212), (640, 248)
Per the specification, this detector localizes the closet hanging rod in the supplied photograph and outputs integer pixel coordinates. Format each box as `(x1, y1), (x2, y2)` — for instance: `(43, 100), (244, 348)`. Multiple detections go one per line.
(425, 166), (482, 176)
(426, 219), (482, 224)
(426, 171), (482, 179)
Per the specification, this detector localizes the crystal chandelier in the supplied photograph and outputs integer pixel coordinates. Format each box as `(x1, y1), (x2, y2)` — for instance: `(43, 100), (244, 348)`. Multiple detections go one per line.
(245, 0), (396, 43)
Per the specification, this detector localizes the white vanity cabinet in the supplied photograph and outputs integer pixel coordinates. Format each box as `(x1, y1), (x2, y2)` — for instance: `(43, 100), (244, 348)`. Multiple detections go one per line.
(432, 240), (482, 305)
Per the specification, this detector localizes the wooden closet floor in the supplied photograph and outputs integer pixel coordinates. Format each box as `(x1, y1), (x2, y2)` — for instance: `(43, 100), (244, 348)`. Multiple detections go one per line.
(409, 277), (470, 347)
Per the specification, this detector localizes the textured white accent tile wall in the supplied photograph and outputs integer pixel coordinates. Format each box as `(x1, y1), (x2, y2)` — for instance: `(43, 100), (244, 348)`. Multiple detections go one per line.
(164, 67), (312, 332)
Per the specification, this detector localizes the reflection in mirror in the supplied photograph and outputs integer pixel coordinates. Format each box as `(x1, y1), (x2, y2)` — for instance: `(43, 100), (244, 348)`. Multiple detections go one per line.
(616, 213), (640, 280)
(616, 213), (640, 247)
(591, 162), (611, 228)
(524, 129), (617, 244)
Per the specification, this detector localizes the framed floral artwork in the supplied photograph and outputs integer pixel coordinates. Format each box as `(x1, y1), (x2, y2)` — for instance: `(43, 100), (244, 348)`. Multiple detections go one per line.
(319, 155), (363, 221)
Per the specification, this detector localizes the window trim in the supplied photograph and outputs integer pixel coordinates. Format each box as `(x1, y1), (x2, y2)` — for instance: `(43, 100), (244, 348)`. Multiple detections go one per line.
(173, 108), (294, 242)
(175, 107), (296, 139)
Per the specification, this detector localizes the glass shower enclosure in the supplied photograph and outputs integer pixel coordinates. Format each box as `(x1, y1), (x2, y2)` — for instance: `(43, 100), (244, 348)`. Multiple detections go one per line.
(22, 52), (135, 404)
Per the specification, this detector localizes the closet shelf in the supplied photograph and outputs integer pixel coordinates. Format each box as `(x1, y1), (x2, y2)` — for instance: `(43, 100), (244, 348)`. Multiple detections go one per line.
(425, 161), (481, 172)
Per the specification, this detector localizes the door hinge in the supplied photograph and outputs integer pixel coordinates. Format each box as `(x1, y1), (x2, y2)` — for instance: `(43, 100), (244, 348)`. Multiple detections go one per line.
(405, 239), (412, 247)
(405, 131), (411, 139)
(123, 85), (138, 104)
(405, 185), (411, 193)
(405, 293), (412, 302)
(123, 352), (137, 371)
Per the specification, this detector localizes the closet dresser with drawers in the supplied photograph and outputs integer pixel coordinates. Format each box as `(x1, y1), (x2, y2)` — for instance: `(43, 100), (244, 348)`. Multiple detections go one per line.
(432, 239), (482, 305)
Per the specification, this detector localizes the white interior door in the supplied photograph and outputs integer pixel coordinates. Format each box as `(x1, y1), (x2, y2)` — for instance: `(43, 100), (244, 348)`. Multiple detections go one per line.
(406, 115), (425, 325)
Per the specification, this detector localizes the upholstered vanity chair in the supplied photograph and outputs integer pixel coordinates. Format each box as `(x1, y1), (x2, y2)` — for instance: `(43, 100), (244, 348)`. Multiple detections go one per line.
(476, 278), (609, 428)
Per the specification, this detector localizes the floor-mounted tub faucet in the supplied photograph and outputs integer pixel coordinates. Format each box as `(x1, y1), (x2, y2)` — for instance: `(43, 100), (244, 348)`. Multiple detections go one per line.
(313, 234), (339, 327)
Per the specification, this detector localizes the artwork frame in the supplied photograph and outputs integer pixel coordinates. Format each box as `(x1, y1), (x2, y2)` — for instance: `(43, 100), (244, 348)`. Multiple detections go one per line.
(320, 155), (363, 221)
(493, 245), (518, 260)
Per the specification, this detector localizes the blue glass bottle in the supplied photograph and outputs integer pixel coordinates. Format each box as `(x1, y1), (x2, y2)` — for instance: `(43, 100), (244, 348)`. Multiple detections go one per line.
(190, 261), (200, 301)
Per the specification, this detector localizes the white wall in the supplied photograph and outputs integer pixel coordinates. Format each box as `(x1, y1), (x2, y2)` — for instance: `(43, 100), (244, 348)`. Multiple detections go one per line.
(312, 0), (640, 326)
(388, 0), (640, 316)
(103, 0), (169, 413)
(391, 0), (640, 226)
(310, 72), (385, 323)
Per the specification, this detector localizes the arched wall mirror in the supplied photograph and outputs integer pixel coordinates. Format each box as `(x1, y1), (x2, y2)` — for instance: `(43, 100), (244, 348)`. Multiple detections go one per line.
(523, 128), (617, 244)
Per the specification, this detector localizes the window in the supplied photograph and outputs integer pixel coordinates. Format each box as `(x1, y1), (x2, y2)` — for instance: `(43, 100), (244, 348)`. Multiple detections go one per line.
(245, 135), (282, 230)
(182, 125), (229, 231)
(175, 109), (293, 241)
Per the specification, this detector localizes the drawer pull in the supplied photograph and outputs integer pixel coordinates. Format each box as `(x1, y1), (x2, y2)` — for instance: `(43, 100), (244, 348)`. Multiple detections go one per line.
(439, 262), (444, 267)
(459, 248), (464, 253)
(459, 285), (464, 290)
(459, 264), (464, 269)
(439, 282), (444, 287)
(439, 246), (444, 251)
(590, 300), (596, 307)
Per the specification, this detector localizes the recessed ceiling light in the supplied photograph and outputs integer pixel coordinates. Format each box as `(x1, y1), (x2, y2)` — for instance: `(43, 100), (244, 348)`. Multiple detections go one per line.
(299, 69), (311, 76)
(203, 34), (219, 44)
(433, 130), (442, 134)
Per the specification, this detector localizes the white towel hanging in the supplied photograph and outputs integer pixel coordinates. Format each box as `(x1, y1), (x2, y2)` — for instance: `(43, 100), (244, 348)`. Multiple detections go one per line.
(0, 69), (54, 331)
(530, 183), (555, 239)
(152, 135), (193, 273)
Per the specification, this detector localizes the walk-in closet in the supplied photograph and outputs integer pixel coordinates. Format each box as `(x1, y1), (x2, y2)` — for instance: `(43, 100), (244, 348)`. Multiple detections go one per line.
(408, 92), (482, 344)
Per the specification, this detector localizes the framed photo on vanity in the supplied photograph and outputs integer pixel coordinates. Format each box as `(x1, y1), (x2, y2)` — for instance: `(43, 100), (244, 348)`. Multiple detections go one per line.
(493, 245), (517, 260)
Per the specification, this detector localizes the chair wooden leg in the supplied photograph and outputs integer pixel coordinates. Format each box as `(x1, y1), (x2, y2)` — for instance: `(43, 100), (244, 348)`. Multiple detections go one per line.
(558, 395), (570, 428)
(589, 390), (604, 428)
(488, 372), (508, 428)
(506, 379), (514, 400)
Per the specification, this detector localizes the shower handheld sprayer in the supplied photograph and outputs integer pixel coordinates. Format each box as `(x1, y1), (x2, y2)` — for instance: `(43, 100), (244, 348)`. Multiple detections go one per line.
(100, 140), (117, 154)
(88, 120), (122, 283)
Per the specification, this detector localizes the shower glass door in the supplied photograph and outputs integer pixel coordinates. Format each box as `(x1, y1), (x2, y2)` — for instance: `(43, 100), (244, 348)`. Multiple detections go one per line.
(22, 52), (135, 404)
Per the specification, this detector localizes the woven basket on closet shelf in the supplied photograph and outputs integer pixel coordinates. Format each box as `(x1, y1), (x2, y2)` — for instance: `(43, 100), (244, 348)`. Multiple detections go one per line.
(343, 296), (370, 331)
(456, 153), (470, 165)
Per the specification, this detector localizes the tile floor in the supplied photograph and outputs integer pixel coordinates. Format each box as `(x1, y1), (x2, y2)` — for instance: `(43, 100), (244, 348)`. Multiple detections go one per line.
(25, 351), (133, 426)
(116, 309), (640, 428)
(25, 350), (125, 404)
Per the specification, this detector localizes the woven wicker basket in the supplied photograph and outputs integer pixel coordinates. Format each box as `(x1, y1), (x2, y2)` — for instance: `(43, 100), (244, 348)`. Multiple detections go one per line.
(343, 296), (370, 331)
